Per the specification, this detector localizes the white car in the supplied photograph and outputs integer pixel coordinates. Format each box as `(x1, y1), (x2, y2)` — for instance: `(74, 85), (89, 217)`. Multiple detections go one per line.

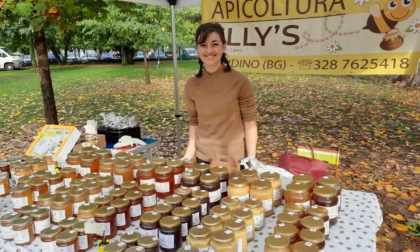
(0, 47), (23, 70)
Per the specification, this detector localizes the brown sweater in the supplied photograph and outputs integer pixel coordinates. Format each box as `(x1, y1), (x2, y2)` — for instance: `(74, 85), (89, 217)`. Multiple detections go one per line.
(185, 67), (257, 162)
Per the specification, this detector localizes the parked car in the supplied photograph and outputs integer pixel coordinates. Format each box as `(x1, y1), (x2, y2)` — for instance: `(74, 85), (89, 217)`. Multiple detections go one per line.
(66, 51), (81, 64)
(23, 55), (32, 66)
(48, 52), (62, 63)
(148, 51), (166, 60)
(164, 51), (180, 59)
(100, 52), (115, 63)
(0, 46), (23, 70)
(183, 47), (198, 59)
(134, 51), (146, 61)
(80, 50), (99, 63)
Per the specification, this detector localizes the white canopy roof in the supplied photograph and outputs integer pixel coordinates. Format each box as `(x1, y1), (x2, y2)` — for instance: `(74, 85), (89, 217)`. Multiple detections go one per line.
(122, 0), (201, 8)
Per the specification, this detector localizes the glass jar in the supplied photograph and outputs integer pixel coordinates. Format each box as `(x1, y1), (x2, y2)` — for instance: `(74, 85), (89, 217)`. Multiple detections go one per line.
(201, 214), (223, 234)
(193, 163), (210, 175)
(0, 161), (11, 178)
(167, 159), (185, 189)
(239, 168), (259, 183)
(12, 215), (35, 245)
(80, 154), (99, 176)
(139, 183), (157, 211)
(0, 212), (21, 240)
(181, 169), (201, 191)
(73, 221), (94, 251)
(136, 163), (156, 185)
(121, 231), (142, 248)
(58, 216), (79, 231)
(0, 172), (10, 197)
(154, 203), (173, 217)
(56, 185), (74, 195)
(209, 166), (229, 198)
(291, 241), (319, 252)
(274, 223), (299, 244)
(317, 176), (342, 211)
(137, 236), (160, 252)
(307, 206), (330, 239)
(83, 180), (103, 203)
(286, 183), (310, 210)
(292, 174), (314, 193)
(250, 179), (274, 216)
(94, 206), (118, 239)
(151, 157), (167, 167)
(95, 195), (114, 207)
(125, 190), (143, 221)
(96, 175), (115, 196)
(277, 211), (300, 227)
(172, 207), (192, 241)
(129, 154), (147, 179)
(30, 159), (47, 172)
(81, 146), (96, 155)
(299, 216), (325, 234)
(221, 196), (241, 211)
(31, 178), (49, 204)
(46, 172), (65, 193)
(224, 218), (247, 252)
(14, 163), (32, 184)
(121, 180), (139, 192)
(66, 152), (82, 176)
(19, 204), (38, 215)
(299, 229), (325, 252)
(70, 178), (88, 189)
(227, 177), (249, 204)
(56, 229), (78, 251)
(186, 225), (211, 251)
(139, 211), (161, 237)
(60, 167), (77, 186)
(260, 171), (282, 207)
(96, 149), (112, 160)
(114, 151), (130, 160)
(155, 166), (174, 200)
(30, 208), (50, 235)
(51, 194), (73, 225)
(77, 203), (99, 222)
(181, 197), (201, 226)
(99, 158), (115, 177)
(40, 225), (62, 251)
(209, 230), (237, 252)
(104, 242), (128, 252)
(159, 216), (182, 252)
(109, 187), (128, 199)
(312, 186), (338, 226)
(165, 194), (183, 208)
(191, 190), (210, 217)
(17, 175), (33, 186)
(232, 207), (255, 241)
(69, 187), (89, 217)
(243, 198), (265, 231)
(33, 170), (51, 180)
(264, 234), (291, 252)
(284, 202), (306, 218)
(110, 198), (132, 230)
(182, 158), (196, 169)
(113, 159), (133, 186)
(200, 173), (221, 208)
(11, 184), (33, 211)
(210, 205), (231, 223)
(37, 192), (56, 211)
(84, 172), (99, 182)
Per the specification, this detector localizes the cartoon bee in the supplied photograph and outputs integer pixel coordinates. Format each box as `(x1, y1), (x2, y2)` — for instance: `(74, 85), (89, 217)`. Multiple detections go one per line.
(363, 0), (416, 50)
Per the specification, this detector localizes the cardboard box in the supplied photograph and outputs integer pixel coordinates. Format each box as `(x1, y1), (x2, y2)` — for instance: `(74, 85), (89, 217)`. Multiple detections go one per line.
(97, 126), (141, 145)
(72, 134), (106, 152)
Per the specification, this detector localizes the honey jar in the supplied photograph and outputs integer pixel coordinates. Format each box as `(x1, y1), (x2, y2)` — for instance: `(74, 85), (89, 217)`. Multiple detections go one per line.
(30, 208), (50, 235)
(115, 151), (131, 160)
(181, 169), (201, 191)
(181, 197), (202, 226)
(109, 187), (128, 199)
(40, 226), (62, 250)
(58, 216), (79, 231)
(172, 207), (193, 241)
(56, 185), (74, 195)
(46, 172), (65, 193)
(60, 167), (77, 186)
(81, 146), (96, 155)
(0, 172), (10, 197)
(19, 204), (38, 215)
(125, 190), (143, 221)
(121, 180), (139, 192)
(154, 202), (173, 217)
(120, 231), (142, 248)
(70, 187), (89, 216)
(66, 152), (82, 176)
(232, 207), (255, 241)
(84, 172), (99, 182)
(306, 206), (330, 239)
(12, 215), (35, 245)
(110, 198), (131, 230)
(94, 195), (114, 207)
(113, 159), (133, 186)
(317, 176), (342, 211)
(285, 183), (310, 209)
(99, 158), (115, 177)
(175, 186), (192, 199)
(239, 168), (259, 183)
(274, 223), (299, 244)
(299, 216), (325, 234)
(0, 212), (21, 240)
(201, 214), (223, 234)
(221, 196), (241, 211)
(182, 158), (196, 169)
(0, 161), (10, 178)
(136, 163), (156, 185)
(227, 177), (249, 204)
(129, 154), (147, 179)
(96, 149), (112, 160)
(14, 163), (32, 184)
(209, 230), (237, 252)
(260, 171), (282, 206)
(139, 183), (157, 211)
(74, 221), (93, 251)
(151, 157), (167, 167)
(159, 216), (182, 251)
(283, 202), (305, 218)
(11, 184), (33, 211)
(210, 205), (231, 223)
(37, 192), (56, 211)
(17, 175), (33, 186)
(77, 203), (99, 222)
(155, 166), (175, 200)
(31, 178), (48, 204)
(167, 159), (185, 189)
(277, 211), (300, 227)
(291, 241), (319, 252)
(200, 173), (221, 208)
(299, 229), (325, 252)
(165, 194), (184, 208)
(193, 163), (210, 175)
(264, 234), (291, 252)
(94, 206), (118, 239)
(250, 179), (274, 216)
(80, 154), (99, 176)
(70, 178), (88, 189)
(96, 175), (114, 196)
(312, 185), (339, 226)
(186, 225), (212, 251)
(243, 198), (265, 231)
(191, 190), (209, 217)
(292, 174), (314, 193)
(224, 218), (248, 252)
(209, 166), (229, 198)
(33, 170), (51, 180)
(30, 159), (47, 172)
(139, 211), (161, 237)
(51, 194), (73, 225)
(56, 229), (79, 251)
(104, 242), (127, 252)
(83, 181), (102, 203)
(137, 236), (160, 251)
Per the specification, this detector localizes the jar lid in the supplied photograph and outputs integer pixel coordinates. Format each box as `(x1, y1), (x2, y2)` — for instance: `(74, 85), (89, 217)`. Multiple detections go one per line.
(191, 190), (209, 199)
(70, 179), (87, 187)
(286, 183), (309, 193)
(78, 203), (99, 213)
(13, 184), (31, 193)
(140, 211), (161, 224)
(1, 212), (20, 222)
(81, 146), (96, 155)
(251, 179), (272, 189)
(0, 161), (10, 168)
(19, 204), (38, 214)
(232, 208), (252, 219)
(59, 217), (79, 228)
(228, 177), (248, 187)
(318, 176), (341, 187)
(239, 168), (258, 178)
(201, 215), (222, 226)
(139, 183), (155, 192)
(181, 197), (201, 208)
(52, 194), (72, 204)
(182, 170), (200, 180)
(155, 166), (173, 175)
(299, 229), (325, 244)
(260, 171), (280, 180)
(104, 241), (127, 252)
(60, 167), (76, 174)
(73, 221), (86, 232)
(115, 151), (131, 160)
(111, 198), (130, 208)
(17, 175), (33, 184)
(159, 216), (181, 228)
(83, 181), (101, 190)
(40, 225), (62, 239)
(109, 188), (128, 197)
(292, 174), (314, 184)
(138, 163), (155, 172)
(67, 152), (82, 158)
(81, 154), (98, 162)
(94, 206), (116, 217)
(193, 163), (210, 173)
(30, 208), (49, 218)
(212, 230), (235, 243)
(172, 207), (192, 218)
(96, 149), (112, 157)
(137, 236), (159, 248)
(283, 202), (304, 214)
(56, 185), (73, 194)
(46, 172), (63, 181)
(114, 159), (130, 168)
(12, 215), (32, 227)
(165, 194), (183, 205)
(95, 195), (114, 205)
(125, 191), (142, 200)
(84, 172), (99, 181)
(265, 234), (290, 249)
(243, 198), (263, 208)
(33, 170), (51, 178)
(69, 187), (88, 197)
(292, 241), (319, 252)
(209, 166), (229, 175)
(96, 175), (113, 183)
(30, 159), (46, 166)
(188, 225), (211, 238)
(277, 211), (299, 224)
(274, 223), (299, 237)
(210, 205), (231, 217)
(167, 159), (183, 168)
(313, 185), (337, 197)
(121, 181), (138, 190)
(199, 173), (218, 183)
(38, 192), (56, 201)
(130, 154), (146, 162)
(307, 206), (328, 217)
(224, 218), (246, 231)
(154, 203), (173, 214)
(151, 157), (166, 165)
(14, 164), (31, 171)
(31, 178), (48, 186)
(299, 216), (324, 230)
(121, 231), (142, 243)
(175, 186), (192, 197)
(100, 158), (115, 165)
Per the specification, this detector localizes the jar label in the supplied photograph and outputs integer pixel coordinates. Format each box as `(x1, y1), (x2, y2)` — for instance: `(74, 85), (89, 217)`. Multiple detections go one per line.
(262, 198), (273, 211)
(42, 240), (57, 250)
(324, 220), (330, 236)
(220, 181), (227, 193)
(52, 209), (66, 223)
(13, 229), (30, 243)
(67, 164), (81, 170)
(105, 222), (111, 236)
(181, 222), (188, 236)
(102, 185), (115, 196)
(33, 190), (40, 202)
(58, 244), (75, 252)
(116, 213), (126, 226)
(192, 212), (200, 226)
(79, 167), (91, 177)
(89, 193), (101, 203)
(11, 196), (28, 209)
(274, 188), (282, 200)
(113, 174), (124, 185)
(140, 178), (155, 185)
(132, 169), (137, 179)
(49, 181), (64, 193)
(73, 201), (86, 214)
(143, 194), (157, 207)
(130, 204), (142, 217)
(0, 184), (5, 195)
(174, 174), (182, 185)
(198, 247), (209, 252)
(159, 232), (175, 249)
(99, 172), (111, 177)
(201, 203), (208, 216)
(64, 177), (72, 187)
(254, 212), (265, 229)
(155, 182), (170, 193)
(209, 188), (221, 203)
(246, 224), (253, 239)
(315, 204), (339, 219)
(237, 238), (243, 252)
(34, 217), (51, 234)
(0, 225), (13, 239)
(78, 234), (88, 249)
(139, 227), (158, 237)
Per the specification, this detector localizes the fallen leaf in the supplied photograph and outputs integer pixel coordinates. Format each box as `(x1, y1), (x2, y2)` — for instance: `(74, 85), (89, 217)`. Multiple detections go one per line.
(409, 205), (418, 212)
(393, 223), (409, 232)
(404, 249), (414, 252)
(389, 214), (405, 221)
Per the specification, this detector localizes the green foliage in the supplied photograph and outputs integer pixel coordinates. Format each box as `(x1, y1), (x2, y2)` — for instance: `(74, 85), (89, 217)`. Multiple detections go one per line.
(406, 221), (420, 237)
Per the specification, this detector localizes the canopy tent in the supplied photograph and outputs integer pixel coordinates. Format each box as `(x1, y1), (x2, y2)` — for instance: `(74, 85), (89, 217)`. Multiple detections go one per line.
(122, 0), (202, 157)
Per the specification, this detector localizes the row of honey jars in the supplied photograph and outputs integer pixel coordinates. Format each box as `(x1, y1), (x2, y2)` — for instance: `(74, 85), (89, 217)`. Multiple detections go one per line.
(263, 235), (320, 252)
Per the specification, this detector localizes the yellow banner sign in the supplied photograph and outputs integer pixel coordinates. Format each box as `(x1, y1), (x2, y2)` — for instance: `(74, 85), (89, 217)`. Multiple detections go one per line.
(201, 0), (420, 75)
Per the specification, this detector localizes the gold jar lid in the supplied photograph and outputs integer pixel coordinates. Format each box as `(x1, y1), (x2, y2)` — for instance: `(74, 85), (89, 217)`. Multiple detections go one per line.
(52, 194), (72, 205)
(165, 194), (183, 205)
(201, 215), (222, 227)
(154, 203), (173, 215)
(121, 231), (141, 243)
(212, 230), (235, 243)
(60, 167), (76, 175)
(96, 149), (112, 158)
(125, 191), (142, 200)
(155, 166), (173, 175)
(46, 172), (63, 181)
(260, 171), (280, 181)
(182, 158), (196, 166)
(18, 175), (33, 185)
(140, 211), (161, 224)
(111, 198), (130, 208)
(283, 202), (305, 214)
(175, 186), (191, 197)
(137, 236), (159, 248)
(318, 176), (341, 188)
(33, 170), (51, 179)
(95, 206), (116, 217)
(38, 192), (56, 202)
(159, 216), (181, 228)
(167, 159), (183, 168)
(73, 221), (86, 232)
(209, 166), (229, 175)
(265, 234), (290, 249)
(299, 216), (324, 230)
(292, 174), (314, 185)
(96, 175), (113, 184)
(115, 151), (131, 160)
(224, 218), (246, 231)
(121, 181), (138, 190)
(188, 225), (211, 238)
(69, 187), (88, 197)
(172, 207), (192, 218)
(193, 163), (210, 173)
(56, 185), (73, 195)
(83, 181), (101, 191)
(228, 177), (248, 187)
(182, 170), (200, 180)
(109, 188), (128, 198)
(239, 168), (258, 178)
(286, 183), (309, 193)
(70, 179), (87, 188)
(292, 241), (319, 252)
(59, 217), (79, 228)
(104, 241), (127, 252)
(299, 229), (325, 244)
(277, 211), (299, 224)
(78, 203), (99, 213)
(1, 212), (20, 223)
(19, 204), (38, 215)
(100, 158), (115, 166)
(182, 197), (201, 208)
(313, 185), (337, 198)
(191, 190), (209, 199)
(30, 208), (49, 218)
(274, 223), (299, 237)
(81, 146), (96, 155)
(138, 163), (155, 172)
(210, 205), (230, 216)
(307, 206), (328, 218)
(84, 172), (99, 181)
(14, 163), (31, 171)
(151, 157), (166, 166)
(130, 154), (146, 162)
(114, 159), (130, 168)
(243, 198), (263, 208)
(139, 184), (155, 192)
(31, 178), (48, 186)
(251, 179), (272, 190)
(95, 195), (114, 205)
(199, 173), (218, 184)
(81, 154), (98, 162)
(232, 208), (252, 219)
(40, 226), (62, 239)
(13, 184), (31, 193)
(67, 152), (82, 159)
(30, 159), (46, 166)
(12, 215), (32, 227)
(221, 196), (240, 208)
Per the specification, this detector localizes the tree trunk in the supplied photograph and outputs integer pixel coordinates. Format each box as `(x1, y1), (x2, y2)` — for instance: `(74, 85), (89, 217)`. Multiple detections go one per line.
(34, 28), (58, 125)
(121, 46), (128, 66)
(393, 63), (420, 87)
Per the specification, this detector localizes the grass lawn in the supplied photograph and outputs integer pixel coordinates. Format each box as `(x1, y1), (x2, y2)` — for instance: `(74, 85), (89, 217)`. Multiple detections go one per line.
(0, 61), (419, 250)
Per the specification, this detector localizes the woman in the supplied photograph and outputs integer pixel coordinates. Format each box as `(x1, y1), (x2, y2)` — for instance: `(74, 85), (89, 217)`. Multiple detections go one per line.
(183, 22), (258, 169)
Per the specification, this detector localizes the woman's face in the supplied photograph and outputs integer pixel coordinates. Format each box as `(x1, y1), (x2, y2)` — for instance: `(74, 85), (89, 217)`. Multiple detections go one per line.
(196, 31), (226, 73)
